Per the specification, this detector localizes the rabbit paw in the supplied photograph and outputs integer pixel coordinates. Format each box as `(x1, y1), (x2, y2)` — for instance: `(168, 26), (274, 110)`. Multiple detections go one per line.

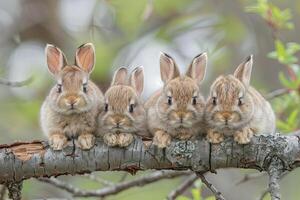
(118, 133), (134, 147)
(49, 133), (68, 150)
(103, 133), (118, 147)
(234, 128), (254, 144)
(206, 129), (224, 144)
(153, 130), (171, 148)
(77, 133), (95, 150)
(177, 131), (194, 140)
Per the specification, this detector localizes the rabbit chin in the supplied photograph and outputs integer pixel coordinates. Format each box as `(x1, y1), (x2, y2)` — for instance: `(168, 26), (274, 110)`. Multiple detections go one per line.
(210, 120), (249, 133)
(169, 120), (193, 128)
(103, 125), (136, 133)
(50, 103), (92, 115)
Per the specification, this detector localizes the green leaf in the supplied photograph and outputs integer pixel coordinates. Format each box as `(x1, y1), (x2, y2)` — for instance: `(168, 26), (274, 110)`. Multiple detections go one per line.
(275, 40), (287, 62)
(287, 110), (298, 125)
(205, 197), (216, 200)
(177, 196), (191, 200)
(278, 72), (296, 89)
(276, 120), (291, 132)
(191, 188), (201, 200)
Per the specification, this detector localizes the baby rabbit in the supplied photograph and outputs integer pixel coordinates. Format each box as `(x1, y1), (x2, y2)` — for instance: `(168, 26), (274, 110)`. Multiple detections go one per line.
(145, 52), (208, 148)
(98, 67), (149, 147)
(41, 43), (104, 150)
(205, 55), (275, 144)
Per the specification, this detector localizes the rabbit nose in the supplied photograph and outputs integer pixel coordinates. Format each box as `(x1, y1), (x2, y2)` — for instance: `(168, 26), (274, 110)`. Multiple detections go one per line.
(221, 112), (232, 121)
(66, 96), (79, 107)
(177, 111), (186, 122)
(113, 115), (125, 126)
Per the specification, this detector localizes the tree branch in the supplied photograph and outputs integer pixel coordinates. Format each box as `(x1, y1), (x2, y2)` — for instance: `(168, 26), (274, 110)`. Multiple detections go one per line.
(265, 88), (290, 100)
(39, 170), (190, 198)
(267, 157), (284, 200)
(6, 181), (22, 200)
(0, 134), (300, 185)
(0, 186), (6, 200)
(167, 174), (198, 200)
(196, 172), (226, 200)
(0, 133), (300, 200)
(0, 77), (33, 87)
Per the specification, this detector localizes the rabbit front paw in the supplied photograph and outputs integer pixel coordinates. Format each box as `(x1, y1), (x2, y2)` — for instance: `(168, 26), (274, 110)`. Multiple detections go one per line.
(234, 128), (254, 144)
(153, 130), (171, 148)
(77, 133), (95, 150)
(103, 133), (119, 147)
(206, 129), (224, 144)
(177, 131), (194, 140)
(49, 133), (68, 150)
(118, 133), (134, 147)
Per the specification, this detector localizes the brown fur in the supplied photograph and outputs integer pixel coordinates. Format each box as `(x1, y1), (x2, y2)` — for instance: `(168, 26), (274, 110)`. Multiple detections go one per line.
(97, 67), (149, 147)
(205, 56), (275, 144)
(146, 53), (207, 148)
(41, 43), (104, 150)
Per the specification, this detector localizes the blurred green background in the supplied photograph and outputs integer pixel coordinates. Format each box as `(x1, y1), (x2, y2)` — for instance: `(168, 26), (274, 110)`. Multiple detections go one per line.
(0, 0), (300, 199)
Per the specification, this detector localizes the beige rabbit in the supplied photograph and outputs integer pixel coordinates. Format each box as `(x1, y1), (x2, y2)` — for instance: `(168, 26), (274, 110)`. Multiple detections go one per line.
(205, 55), (276, 144)
(40, 43), (104, 150)
(97, 67), (149, 147)
(145, 52), (208, 148)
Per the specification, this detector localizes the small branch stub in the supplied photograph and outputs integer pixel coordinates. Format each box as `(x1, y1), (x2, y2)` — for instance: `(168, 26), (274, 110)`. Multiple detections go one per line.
(6, 181), (23, 200)
(267, 157), (284, 200)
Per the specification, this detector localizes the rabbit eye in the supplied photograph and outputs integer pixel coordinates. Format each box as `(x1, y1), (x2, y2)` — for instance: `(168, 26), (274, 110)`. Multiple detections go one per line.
(167, 96), (172, 105)
(104, 103), (108, 112)
(82, 83), (88, 93)
(57, 84), (62, 93)
(238, 97), (243, 106)
(129, 104), (134, 113)
(212, 97), (217, 106)
(192, 96), (197, 105)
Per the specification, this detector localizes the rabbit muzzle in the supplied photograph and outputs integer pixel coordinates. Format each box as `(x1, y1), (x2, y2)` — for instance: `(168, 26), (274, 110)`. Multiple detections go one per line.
(169, 110), (194, 128)
(213, 111), (241, 127)
(61, 94), (86, 111)
(104, 114), (133, 132)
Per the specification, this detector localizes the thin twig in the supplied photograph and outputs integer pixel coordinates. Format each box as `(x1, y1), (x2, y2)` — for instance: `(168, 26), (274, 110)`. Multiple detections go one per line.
(196, 172), (226, 200)
(167, 174), (198, 200)
(265, 88), (290, 100)
(0, 77), (33, 87)
(259, 171), (288, 200)
(119, 172), (129, 182)
(0, 185), (6, 200)
(236, 172), (266, 185)
(83, 174), (114, 186)
(39, 171), (191, 198)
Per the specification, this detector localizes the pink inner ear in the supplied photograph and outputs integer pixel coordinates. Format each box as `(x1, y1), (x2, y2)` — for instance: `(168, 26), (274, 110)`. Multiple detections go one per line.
(112, 68), (128, 86)
(160, 54), (175, 83)
(47, 47), (64, 75)
(132, 69), (144, 95)
(76, 45), (94, 73)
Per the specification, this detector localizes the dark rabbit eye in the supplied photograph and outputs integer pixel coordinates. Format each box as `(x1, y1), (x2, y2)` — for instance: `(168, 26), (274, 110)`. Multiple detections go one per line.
(104, 103), (108, 112)
(192, 96), (197, 105)
(167, 96), (172, 105)
(129, 104), (134, 113)
(238, 97), (243, 106)
(212, 97), (217, 106)
(57, 84), (62, 93)
(83, 83), (88, 93)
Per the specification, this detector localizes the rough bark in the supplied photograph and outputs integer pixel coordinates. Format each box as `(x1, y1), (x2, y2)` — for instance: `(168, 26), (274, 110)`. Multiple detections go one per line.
(0, 133), (299, 185)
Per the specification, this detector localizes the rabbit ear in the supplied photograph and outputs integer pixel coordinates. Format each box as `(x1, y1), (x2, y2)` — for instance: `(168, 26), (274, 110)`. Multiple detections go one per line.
(234, 55), (253, 87)
(45, 44), (67, 76)
(130, 66), (144, 96)
(111, 67), (128, 86)
(75, 43), (95, 73)
(160, 52), (180, 83)
(186, 52), (207, 84)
